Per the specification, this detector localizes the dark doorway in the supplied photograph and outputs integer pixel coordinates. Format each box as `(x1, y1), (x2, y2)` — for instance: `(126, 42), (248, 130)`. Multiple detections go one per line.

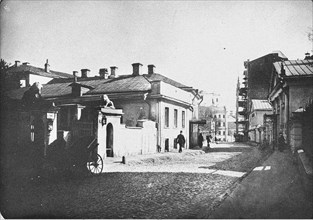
(106, 123), (113, 157)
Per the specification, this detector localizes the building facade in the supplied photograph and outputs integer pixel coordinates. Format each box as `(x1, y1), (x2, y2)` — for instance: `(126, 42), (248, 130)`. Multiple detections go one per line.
(4, 62), (202, 162)
(268, 57), (313, 156)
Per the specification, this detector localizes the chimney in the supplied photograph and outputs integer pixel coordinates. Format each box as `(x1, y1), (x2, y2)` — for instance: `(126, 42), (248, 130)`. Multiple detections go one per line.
(44, 59), (50, 72)
(73, 71), (78, 82)
(81, 69), (90, 78)
(99, 68), (108, 79)
(109, 66), (118, 78)
(304, 52), (312, 60)
(22, 62), (30, 65)
(15, 60), (20, 67)
(132, 63), (143, 76)
(148, 64), (155, 75)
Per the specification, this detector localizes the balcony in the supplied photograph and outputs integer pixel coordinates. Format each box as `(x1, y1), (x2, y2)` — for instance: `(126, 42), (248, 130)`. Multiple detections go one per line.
(238, 100), (247, 108)
(238, 109), (247, 116)
(236, 119), (248, 124)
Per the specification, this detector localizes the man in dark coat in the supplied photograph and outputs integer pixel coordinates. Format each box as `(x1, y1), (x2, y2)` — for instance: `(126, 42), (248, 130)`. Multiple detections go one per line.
(198, 133), (204, 148)
(177, 131), (186, 153)
(206, 135), (211, 149)
(278, 132), (285, 152)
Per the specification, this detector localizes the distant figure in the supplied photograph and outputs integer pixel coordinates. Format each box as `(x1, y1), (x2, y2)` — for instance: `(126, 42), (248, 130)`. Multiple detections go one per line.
(177, 131), (186, 153)
(215, 136), (218, 144)
(198, 133), (204, 148)
(206, 135), (212, 149)
(278, 132), (285, 152)
(157, 145), (161, 153)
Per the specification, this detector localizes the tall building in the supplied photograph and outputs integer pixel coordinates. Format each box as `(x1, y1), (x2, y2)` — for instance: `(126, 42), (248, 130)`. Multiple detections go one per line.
(235, 51), (288, 141)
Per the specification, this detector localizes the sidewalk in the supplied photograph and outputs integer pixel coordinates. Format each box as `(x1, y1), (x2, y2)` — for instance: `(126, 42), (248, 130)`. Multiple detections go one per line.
(207, 150), (313, 219)
(103, 148), (205, 167)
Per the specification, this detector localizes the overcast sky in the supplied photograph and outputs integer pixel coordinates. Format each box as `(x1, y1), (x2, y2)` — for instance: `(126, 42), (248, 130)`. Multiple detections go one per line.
(1, 1), (312, 110)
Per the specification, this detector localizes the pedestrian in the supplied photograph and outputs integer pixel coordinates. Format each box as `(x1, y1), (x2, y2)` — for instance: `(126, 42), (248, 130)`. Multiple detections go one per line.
(198, 132), (204, 148)
(278, 132), (285, 152)
(176, 131), (185, 153)
(206, 135), (211, 149)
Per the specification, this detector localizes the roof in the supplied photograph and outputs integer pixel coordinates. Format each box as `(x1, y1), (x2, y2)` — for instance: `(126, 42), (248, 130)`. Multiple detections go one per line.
(87, 75), (151, 94)
(250, 50), (288, 63)
(251, 99), (272, 111)
(273, 59), (313, 77)
(6, 71), (196, 100)
(143, 73), (188, 88)
(5, 64), (73, 78)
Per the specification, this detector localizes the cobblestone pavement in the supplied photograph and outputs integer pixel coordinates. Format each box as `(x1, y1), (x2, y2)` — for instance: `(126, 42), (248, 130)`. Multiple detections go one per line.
(1, 142), (272, 219)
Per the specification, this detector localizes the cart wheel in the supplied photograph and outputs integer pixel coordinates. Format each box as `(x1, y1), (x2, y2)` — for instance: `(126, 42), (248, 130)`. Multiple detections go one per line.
(87, 153), (103, 175)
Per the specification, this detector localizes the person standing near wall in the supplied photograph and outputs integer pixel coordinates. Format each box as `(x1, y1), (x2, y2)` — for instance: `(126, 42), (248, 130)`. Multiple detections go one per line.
(278, 132), (285, 152)
(198, 132), (204, 148)
(177, 131), (185, 153)
(206, 134), (211, 149)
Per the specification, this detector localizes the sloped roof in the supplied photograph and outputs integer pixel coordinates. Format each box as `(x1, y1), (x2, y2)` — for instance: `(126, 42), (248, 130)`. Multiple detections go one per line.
(87, 75), (151, 94)
(6, 71), (194, 100)
(273, 60), (313, 77)
(143, 73), (188, 88)
(6, 64), (73, 78)
(251, 99), (272, 110)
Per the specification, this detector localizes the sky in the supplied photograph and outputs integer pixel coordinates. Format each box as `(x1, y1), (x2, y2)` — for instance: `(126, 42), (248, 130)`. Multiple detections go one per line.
(1, 0), (312, 111)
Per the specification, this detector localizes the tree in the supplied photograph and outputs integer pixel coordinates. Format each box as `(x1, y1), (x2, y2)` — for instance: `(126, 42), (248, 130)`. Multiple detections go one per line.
(0, 59), (11, 71)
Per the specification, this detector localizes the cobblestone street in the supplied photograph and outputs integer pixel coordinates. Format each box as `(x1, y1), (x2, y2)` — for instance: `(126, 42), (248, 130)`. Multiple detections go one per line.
(1, 142), (271, 219)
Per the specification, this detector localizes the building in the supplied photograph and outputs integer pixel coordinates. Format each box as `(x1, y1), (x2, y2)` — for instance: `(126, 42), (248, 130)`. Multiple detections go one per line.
(227, 113), (236, 142)
(268, 56), (313, 157)
(4, 62), (202, 163)
(248, 99), (272, 143)
(3, 60), (73, 90)
(198, 91), (229, 142)
(235, 51), (288, 141)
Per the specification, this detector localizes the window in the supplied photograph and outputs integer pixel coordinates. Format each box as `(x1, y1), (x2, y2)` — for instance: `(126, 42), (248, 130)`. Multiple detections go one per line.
(20, 79), (26, 88)
(165, 107), (169, 127)
(223, 131), (225, 135)
(219, 114), (221, 118)
(182, 111), (185, 128)
(223, 115), (225, 118)
(222, 122), (225, 127)
(214, 115), (217, 118)
(174, 109), (178, 128)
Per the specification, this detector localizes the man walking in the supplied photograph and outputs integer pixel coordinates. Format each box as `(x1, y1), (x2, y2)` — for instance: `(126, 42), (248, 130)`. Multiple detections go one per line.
(198, 132), (204, 148)
(206, 134), (211, 149)
(177, 131), (186, 153)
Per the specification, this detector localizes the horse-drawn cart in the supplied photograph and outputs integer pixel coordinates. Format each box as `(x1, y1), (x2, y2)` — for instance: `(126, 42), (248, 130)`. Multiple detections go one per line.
(46, 136), (103, 176)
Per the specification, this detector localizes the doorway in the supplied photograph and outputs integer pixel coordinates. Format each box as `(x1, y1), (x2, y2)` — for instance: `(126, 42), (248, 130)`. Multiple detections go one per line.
(106, 123), (113, 157)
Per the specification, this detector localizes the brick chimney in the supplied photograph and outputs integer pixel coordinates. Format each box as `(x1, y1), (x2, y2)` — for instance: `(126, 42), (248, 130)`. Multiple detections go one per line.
(99, 68), (108, 79)
(81, 69), (90, 78)
(73, 71), (78, 82)
(44, 59), (50, 72)
(148, 64), (155, 75)
(109, 66), (118, 79)
(15, 60), (20, 67)
(132, 63), (143, 76)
